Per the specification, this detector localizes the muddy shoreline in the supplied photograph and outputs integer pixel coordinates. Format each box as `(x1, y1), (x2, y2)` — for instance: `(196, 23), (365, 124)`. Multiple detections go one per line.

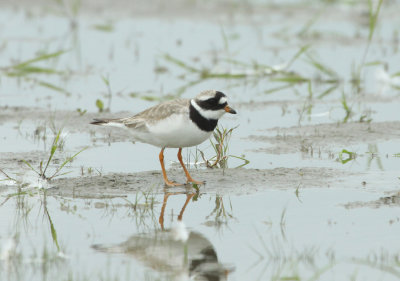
(46, 167), (365, 199)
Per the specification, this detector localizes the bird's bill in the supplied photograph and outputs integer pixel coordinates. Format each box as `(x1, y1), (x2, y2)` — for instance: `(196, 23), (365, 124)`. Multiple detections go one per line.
(224, 105), (237, 114)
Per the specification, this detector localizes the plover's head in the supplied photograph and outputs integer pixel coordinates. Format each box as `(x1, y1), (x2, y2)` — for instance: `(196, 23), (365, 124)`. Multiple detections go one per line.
(191, 90), (236, 120)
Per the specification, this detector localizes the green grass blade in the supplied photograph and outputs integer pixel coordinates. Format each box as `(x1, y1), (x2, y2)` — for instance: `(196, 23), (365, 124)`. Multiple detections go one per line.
(264, 84), (295, 94)
(42, 130), (61, 177)
(368, 0), (383, 42)
(0, 168), (17, 182)
(49, 147), (87, 180)
(317, 84), (339, 99)
(6, 66), (62, 76)
(230, 155), (250, 168)
(93, 23), (114, 32)
(162, 54), (199, 73)
(286, 45), (310, 69)
(201, 72), (247, 79)
(306, 55), (338, 78)
(22, 160), (40, 175)
(38, 80), (70, 95)
(11, 50), (67, 69)
(270, 74), (309, 83)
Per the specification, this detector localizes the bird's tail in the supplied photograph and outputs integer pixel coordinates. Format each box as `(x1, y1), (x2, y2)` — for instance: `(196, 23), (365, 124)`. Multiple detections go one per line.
(91, 118), (110, 125)
(90, 118), (126, 128)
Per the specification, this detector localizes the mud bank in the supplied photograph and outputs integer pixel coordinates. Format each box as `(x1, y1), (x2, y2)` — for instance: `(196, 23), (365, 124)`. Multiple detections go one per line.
(344, 191), (400, 209)
(250, 121), (400, 154)
(47, 167), (365, 199)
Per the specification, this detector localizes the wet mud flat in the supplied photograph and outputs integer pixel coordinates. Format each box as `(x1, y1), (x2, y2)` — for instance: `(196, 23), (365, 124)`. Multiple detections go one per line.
(48, 167), (358, 198)
(250, 120), (400, 154)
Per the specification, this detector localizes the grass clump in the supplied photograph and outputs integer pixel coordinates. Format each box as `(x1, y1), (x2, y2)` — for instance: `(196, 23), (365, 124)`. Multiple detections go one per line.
(22, 129), (86, 181)
(198, 125), (249, 169)
(0, 50), (71, 95)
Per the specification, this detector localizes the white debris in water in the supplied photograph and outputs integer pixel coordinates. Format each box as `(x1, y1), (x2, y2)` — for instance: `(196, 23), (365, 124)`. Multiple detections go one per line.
(21, 173), (50, 190)
(0, 238), (16, 261)
(57, 251), (70, 259)
(375, 67), (400, 95)
(171, 220), (189, 242)
(271, 63), (287, 72)
(310, 111), (330, 117)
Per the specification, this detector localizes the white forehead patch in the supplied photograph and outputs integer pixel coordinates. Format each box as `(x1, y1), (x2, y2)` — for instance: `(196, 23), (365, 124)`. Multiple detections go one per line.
(197, 95), (213, 101)
(219, 97), (227, 104)
(195, 89), (218, 101)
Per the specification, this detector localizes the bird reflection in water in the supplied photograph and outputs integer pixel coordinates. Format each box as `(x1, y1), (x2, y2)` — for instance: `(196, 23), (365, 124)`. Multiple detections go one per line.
(93, 189), (233, 281)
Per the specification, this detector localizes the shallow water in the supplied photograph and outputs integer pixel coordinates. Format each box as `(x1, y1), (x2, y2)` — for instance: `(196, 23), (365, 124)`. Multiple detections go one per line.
(2, 187), (400, 281)
(1, 0), (400, 280)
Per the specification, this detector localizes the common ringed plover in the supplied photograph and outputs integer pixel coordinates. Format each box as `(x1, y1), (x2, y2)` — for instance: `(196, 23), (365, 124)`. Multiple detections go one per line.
(91, 90), (236, 186)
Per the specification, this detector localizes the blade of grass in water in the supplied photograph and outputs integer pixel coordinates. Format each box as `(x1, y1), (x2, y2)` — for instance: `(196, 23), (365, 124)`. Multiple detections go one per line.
(306, 54), (338, 78)
(264, 84), (295, 94)
(359, 0), (384, 71)
(22, 160), (40, 176)
(229, 155), (250, 168)
(317, 84), (339, 99)
(270, 74), (309, 83)
(38, 80), (70, 96)
(286, 45), (310, 69)
(201, 71), (247, 79)
(364, 61), (385, 67)
(11, 50), (67, 69)
(162, 54), (199, 73)
(42, 130), (61, 178)
(0, 168), (17, 182)
(49, 147), (87, 180)
(368, 0), (383, 42)
(6, 67), (62, 77)
(92, 23), (114, 32)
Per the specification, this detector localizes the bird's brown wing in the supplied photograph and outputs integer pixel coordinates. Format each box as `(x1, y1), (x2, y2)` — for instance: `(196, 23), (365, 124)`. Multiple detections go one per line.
(122, 99), (190, 129)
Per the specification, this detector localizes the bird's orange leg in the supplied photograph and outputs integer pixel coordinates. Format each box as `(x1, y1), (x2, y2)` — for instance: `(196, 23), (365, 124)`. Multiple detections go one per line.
(177, 148), (204, 185)
(159, 148), (182, 187)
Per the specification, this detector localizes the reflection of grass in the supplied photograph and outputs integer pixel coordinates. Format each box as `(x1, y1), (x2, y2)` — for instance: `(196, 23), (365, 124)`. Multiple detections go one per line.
(250, 228), (332, 281)
(366, 144), (384, 171)
(0, 191), (64, 281)
(205, 195), (235, 227)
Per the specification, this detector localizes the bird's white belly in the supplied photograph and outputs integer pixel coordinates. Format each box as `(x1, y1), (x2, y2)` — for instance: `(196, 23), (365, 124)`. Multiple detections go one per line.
(136, 114), (212, 148)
